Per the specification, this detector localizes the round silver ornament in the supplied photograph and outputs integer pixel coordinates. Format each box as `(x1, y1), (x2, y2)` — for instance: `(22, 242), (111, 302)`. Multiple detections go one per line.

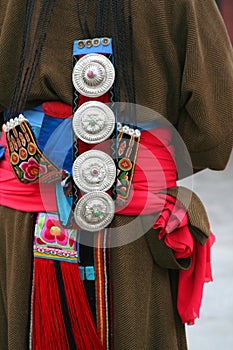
(72, 101), (115, 144)
(74, 191), (115, 231)
(72, 150), (116, 192)
(72, 53), (115, 97)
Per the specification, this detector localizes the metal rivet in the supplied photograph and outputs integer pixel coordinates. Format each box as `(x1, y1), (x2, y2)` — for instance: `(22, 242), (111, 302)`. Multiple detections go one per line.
(102, 37), (110, 46)
(85, 39), (93, 48)
(78, 40), (85, 49)
(92, 38), (100, 47)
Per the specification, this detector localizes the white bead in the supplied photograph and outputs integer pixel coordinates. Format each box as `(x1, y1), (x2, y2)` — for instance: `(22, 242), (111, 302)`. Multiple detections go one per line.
(134, 129), (141, 137)
(18, 114), (25, 122)
(117, 122), (122, 131)
(2, 124), (8, 132)
(129, 128), (134, 136)
(122, 125), (130, 134)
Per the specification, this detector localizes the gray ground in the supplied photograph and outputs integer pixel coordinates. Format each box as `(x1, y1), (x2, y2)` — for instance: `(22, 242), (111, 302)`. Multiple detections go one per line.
(178, 152), (233, 350)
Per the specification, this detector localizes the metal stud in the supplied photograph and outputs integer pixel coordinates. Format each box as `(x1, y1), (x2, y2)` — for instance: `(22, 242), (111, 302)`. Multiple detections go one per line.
(102, 37), (110, 46)
(78, 40), (85, 49)
(92, 38), (100, 47)
(85, 39), (93, 48)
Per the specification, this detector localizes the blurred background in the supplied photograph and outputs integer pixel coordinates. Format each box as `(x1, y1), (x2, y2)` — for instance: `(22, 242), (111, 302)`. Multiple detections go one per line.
(180, 153), (233, 350)
(183, 2), (233, 348)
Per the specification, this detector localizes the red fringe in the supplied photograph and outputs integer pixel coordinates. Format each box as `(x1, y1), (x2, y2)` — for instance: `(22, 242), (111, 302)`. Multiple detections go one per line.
(32, 259), (69, 350)
(32, 259), (103, 350)
(60, 261), (104, 350)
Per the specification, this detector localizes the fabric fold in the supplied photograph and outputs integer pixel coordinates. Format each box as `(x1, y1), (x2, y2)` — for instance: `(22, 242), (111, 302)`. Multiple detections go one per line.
(151, 192), (215, 325)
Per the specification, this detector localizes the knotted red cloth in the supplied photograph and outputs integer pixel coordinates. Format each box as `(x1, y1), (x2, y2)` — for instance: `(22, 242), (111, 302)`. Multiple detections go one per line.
(153, 195), (215, 325)
(119, 126), (215, 325)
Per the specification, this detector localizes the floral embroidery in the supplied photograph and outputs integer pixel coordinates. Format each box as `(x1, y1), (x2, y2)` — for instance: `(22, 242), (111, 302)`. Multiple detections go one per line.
(116, 169), (129, 197)
(20, 157), (47, 181)
(6, 119), (61, 184)
(41, 217), (69, 246)
(34, 213), (78, 263)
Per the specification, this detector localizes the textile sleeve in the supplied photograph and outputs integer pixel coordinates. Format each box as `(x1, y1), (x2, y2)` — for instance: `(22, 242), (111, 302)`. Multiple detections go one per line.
(146, 228), (192, 271)
(141, 214), (192, 271)
(177, 0), (233, 170)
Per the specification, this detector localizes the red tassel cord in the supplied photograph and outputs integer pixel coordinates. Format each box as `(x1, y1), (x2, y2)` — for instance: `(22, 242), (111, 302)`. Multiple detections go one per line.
(60, 261), (104, 350)
(32, 259), (103, 350)
(32, 259), (69, 350)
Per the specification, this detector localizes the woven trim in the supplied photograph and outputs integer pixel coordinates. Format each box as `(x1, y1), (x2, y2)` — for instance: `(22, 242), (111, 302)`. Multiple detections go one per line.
(95, 229), (112, 350)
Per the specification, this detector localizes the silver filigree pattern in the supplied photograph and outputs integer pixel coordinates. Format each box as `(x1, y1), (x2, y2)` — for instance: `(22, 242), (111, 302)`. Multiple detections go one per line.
(72, 150), (116, 192)
(72, 54), (115, 97)
(74, 191), (115, 231)
(72, 101), (115, 144)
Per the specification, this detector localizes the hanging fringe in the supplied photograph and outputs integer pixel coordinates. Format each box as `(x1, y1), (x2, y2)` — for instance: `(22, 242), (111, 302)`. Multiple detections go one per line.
(32, 259), (103, 350)
(60, 261), (104, 350)
(32, 259), (69, 350)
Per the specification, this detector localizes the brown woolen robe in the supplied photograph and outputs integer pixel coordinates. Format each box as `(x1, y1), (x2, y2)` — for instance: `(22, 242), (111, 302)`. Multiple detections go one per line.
(0, 0), (233, 349)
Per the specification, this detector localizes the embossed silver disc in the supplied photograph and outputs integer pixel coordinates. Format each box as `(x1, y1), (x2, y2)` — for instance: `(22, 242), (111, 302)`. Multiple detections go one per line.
(72, 150), (116, 192)
(72, 54), (115, 97)
(72, 101), (115, 144)
(74, 191), (115, 231)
